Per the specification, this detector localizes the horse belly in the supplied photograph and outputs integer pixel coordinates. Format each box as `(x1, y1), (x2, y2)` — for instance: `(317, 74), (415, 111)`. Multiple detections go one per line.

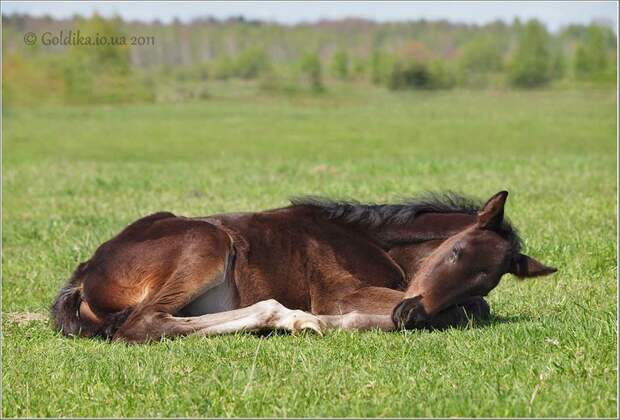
(176, 273), (237, 316)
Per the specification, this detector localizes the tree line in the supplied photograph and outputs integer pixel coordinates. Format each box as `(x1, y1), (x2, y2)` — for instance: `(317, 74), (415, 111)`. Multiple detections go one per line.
(2, 14), (616, 104)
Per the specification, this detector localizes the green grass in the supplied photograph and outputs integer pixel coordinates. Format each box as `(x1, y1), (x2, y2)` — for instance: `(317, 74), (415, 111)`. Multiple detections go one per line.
(2, 87), (617, 417)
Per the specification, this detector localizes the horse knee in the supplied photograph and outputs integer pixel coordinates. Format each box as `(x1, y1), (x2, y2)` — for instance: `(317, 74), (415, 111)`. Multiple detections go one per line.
(253, 299), (284, 323)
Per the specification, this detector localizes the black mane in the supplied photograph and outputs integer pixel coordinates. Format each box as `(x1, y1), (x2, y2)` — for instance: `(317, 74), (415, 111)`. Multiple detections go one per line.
(290, 191), (522, 253)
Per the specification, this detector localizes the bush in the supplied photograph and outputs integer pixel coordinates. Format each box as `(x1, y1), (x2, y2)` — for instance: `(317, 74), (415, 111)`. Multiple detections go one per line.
(2, 53), (65, 105)
(210, 48), (270, 80)
(173, 64), (209, 82)
(258, 66), (300, 95)
(234, 48), (270, 79)
(427, 60), (456, 89)
(388, 59), (454, 90)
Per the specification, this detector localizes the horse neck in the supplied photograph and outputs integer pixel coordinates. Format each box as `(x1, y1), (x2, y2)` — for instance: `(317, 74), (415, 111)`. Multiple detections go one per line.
(367, 212), (478, 287)
(370, 212), (478, 247)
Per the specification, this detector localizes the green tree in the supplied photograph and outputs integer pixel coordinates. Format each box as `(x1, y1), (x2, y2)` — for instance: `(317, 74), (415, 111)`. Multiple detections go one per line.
(234, 47), (270, 79)
(69, 14), (131, 74)
(350, 58), (366, 79)
(460, 35), (504, 73)
(63, 13), (152, 103)
(509, 20), (553, 87)
(370, 49), (384, 85)
(330, 49), (349, 80)
(574, 24), (609, 79)
(299, 51), (324, 92)
(550, 47), (567, 80)
(370, 49), (396, 85)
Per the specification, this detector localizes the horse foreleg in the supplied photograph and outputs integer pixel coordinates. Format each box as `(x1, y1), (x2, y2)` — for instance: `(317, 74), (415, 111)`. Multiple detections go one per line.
(320, 286), (490, 331)
(318, 312), (396, 331)
(314, 286), (403, 331)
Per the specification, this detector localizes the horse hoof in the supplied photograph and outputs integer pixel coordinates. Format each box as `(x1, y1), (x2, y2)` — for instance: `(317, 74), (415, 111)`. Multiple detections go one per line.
(296, 320), (324, 336)
(282, 310), (325, 335)
(392, 296), (429, 330)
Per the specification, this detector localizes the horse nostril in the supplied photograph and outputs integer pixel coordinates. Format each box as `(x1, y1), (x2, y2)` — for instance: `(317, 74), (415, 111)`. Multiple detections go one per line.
(392, 296), (429, 330)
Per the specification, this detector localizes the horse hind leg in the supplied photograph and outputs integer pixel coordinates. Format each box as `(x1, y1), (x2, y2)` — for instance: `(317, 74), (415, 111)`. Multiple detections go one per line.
(109, 221), (324, 343)
(174, 299), (325, 337)
(114, 299), (325, 343)
(110, 226), (236, 343)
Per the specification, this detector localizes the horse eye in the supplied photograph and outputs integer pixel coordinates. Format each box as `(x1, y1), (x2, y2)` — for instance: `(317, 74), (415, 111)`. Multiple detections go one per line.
(449, 247), (460, 263)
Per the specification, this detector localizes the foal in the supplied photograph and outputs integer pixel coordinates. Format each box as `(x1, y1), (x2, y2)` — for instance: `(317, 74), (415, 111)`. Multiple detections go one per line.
(52, 191), (556, 343)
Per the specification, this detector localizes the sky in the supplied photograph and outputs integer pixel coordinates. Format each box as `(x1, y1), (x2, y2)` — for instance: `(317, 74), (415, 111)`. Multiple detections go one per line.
(2, 1), (617, 32)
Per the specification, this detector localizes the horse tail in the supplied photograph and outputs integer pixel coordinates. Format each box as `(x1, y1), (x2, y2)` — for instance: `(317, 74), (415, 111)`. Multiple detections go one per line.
(50, 261), (96, 337)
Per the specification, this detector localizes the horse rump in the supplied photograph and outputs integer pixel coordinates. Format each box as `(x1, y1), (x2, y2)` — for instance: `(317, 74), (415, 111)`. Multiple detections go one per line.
(50, 261), (128, 339)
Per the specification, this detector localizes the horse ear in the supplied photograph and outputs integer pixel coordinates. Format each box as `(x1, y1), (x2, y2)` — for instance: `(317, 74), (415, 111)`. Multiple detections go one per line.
(477, 190), (508, 230)
(509, 253), (557, 278)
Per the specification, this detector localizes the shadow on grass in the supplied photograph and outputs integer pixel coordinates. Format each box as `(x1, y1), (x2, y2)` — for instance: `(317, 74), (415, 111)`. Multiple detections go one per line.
(424, 313), (535, 333)
(251, 313), (535, 338)
(486, 313), (534, 325)
(56, 313), (536, 346)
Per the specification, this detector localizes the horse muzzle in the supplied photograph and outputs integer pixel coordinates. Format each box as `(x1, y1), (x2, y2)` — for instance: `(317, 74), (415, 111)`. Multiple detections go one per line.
(391, 296), (430, 330)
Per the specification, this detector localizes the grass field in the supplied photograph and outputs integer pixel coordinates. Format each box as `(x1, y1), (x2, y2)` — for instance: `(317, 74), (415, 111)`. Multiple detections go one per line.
(2, 87), (617, 417)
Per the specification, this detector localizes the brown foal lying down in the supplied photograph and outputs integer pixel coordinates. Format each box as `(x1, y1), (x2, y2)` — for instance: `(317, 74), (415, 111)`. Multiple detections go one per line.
(51, 191), (556, 343)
